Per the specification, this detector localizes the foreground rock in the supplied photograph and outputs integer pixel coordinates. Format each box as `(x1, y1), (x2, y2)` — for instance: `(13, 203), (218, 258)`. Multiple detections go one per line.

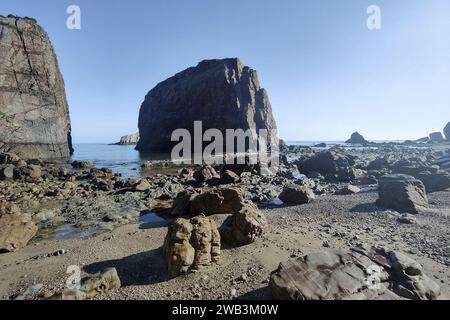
(113, 133), (140, 145)
(278, 184), (315, 205)
(54, 268), (121, 300)
(346, 132), (368, 144)
(0, 15), (73, 159)
(163, 215), (221, 277)
(220, 203), (268, 246)
(136, 58), (277, 152)
(0, 201), (37, 253)
(377, 174), (428, 214)
(269, 248), (440, 300)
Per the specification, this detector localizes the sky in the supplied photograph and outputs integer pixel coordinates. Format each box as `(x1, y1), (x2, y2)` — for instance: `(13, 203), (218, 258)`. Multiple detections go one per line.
(1, 0), (449, 143)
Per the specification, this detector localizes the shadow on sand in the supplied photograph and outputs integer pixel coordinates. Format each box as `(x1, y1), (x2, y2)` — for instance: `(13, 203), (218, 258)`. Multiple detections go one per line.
(83, 247), (169, 286)
(350, 202), (381, 214)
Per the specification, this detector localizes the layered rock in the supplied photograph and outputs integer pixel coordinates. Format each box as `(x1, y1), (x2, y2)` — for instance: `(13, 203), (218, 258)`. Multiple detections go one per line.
(377, 174), (428, 214)
(114, 133), (140, 145)
(346, 132), (368, 144)
(136, 58), (277, 153)
(269, 248), (440, 300)
(0, 200), (38, 252)
(0, 16), (73, 159)
(163, 215), (221, 277)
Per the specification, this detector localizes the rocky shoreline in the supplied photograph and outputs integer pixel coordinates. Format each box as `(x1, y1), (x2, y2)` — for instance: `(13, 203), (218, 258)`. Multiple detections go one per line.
(1, 141), (449, 300)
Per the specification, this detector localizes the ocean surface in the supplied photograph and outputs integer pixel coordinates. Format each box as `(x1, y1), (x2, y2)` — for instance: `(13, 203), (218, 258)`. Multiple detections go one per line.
(71, 143), (172, 178)
(71, 141), (405, 179)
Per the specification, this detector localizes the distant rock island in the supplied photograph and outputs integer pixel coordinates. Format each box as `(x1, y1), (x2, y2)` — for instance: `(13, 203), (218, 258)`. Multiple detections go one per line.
(0, 15), (73, 159)
(112, 133), (140, 145)
(136, 58), (277, 153)
(346, 132), (369, 144)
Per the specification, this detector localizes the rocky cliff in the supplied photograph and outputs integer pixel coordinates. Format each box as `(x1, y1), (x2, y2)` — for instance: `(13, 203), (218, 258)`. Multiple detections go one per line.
(136, 58), (277, 153)
(0, 15), (73, 159)
(114, 133), (140, 145)
(444, 122), (450, 141)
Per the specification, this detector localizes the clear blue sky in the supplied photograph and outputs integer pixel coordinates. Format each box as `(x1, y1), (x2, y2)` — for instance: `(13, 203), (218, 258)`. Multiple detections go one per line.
(2, 0), (449, 142)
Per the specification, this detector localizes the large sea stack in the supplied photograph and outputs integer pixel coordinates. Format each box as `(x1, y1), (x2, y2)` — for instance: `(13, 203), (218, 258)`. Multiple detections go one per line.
(0, 15), (73, 159)
(444, 122), (450, 141)
(136, 58), (277, 153)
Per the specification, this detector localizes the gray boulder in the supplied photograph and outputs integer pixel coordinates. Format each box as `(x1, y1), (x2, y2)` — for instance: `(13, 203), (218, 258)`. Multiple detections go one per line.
(136, 58), (277, 153)
(0, 16), (73, 159)
(377, 174), (428, 214)
(429, 132), (444, 143)
(297, 150), (356, 182)
(279, 184), (315, 205)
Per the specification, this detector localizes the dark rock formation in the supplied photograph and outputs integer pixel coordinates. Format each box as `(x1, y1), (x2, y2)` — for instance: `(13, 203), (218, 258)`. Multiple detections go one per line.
(0, 16), (73, 159)
(136, 58), (277, 153)
(429, 132), (444, 143)
(444, 122), (450, 141)
(278, 184), (315, 205)
(346, 132), (368, 144)
(296, 150), (356, 182)
(377, 174), (428, 214)
(113, 133), (139, 145)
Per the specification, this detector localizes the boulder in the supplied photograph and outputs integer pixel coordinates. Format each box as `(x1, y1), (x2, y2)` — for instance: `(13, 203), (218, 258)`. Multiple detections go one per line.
(193, 165), (219, 184)
(297, 150), (356, 182)
(72, 160), (95, 169)
(377, 174), (428, 214)
(136, 58), (277, 153)
(56, 268), (121, 300)
(114, 133), (140, 145)
(278, 184), (315, 205)
(416, 171), (450, 192)
(189, 188), (244, 215)
(0, 165), (14, 180)
(220, 203), (268, 246)
(0, 16), (73, 159)
(170, 190), (198, 217)
(269, 248), (440, 300)
(429, 132), (444, 143)
(444, 122), (450, 140)
(0, 201), (38, 253)
(334, 185), (361, 195)
(132, 179), (151, 192)
(220, 170), (240, 184)
(346, 132), (368, 144)
(163, 215), (221, 277)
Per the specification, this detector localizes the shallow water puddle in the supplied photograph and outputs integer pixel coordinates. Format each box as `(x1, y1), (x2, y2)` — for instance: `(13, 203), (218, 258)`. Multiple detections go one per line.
(139, 212), (169, 228)
(53, 224), (110, 240)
